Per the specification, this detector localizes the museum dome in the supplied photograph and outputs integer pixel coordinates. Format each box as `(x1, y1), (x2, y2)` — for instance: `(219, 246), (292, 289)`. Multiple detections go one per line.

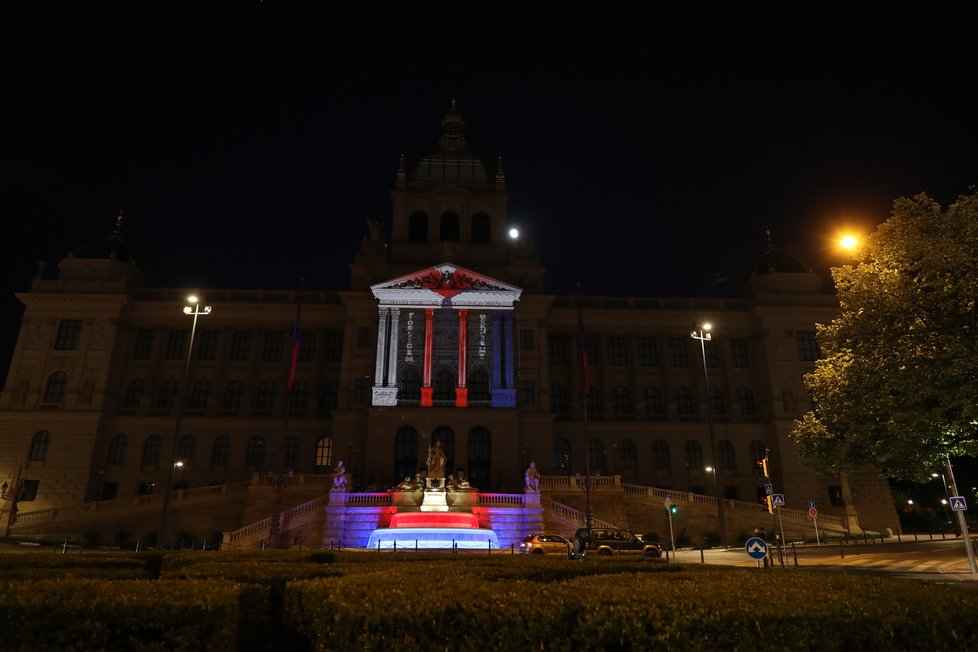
(411, 99), (493, 183)
(66, 213), (151, 276)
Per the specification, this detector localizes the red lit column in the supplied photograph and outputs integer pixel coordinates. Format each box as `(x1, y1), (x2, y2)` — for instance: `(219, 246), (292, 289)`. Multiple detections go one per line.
(456, 309), (468, 407)
(421, 308), (434, 407)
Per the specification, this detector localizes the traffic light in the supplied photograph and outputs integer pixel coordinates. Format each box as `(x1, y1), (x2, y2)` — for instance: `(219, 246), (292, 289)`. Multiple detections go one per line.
(760, 450), (770, 478)
(765, 495), (773, 514)
(669, 504), (678, 516)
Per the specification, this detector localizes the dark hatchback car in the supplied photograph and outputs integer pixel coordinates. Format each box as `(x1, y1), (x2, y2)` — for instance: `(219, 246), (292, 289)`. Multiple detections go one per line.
(572, 527), (663, 558)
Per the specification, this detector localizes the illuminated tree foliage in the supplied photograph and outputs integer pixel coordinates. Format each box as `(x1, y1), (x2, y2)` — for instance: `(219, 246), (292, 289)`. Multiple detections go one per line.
(791, 190), (978, 481)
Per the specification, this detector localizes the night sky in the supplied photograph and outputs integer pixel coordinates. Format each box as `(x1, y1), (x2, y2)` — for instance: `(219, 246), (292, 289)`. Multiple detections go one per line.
(4, 4), (978, 377)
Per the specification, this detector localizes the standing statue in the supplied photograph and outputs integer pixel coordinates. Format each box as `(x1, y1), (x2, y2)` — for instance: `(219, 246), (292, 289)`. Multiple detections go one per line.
(426, 440), (447, 489)
(331, 460), (349, 492)
(524, 462), (541, 492)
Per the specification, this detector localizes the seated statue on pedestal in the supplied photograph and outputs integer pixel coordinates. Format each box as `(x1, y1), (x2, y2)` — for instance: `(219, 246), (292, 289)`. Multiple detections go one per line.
(331, 460), (349, 492)
(524, 462), (541, 492)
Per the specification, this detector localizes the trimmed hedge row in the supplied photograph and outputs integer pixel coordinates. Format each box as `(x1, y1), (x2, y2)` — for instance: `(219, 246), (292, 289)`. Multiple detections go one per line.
(0, 579), (265, 651)
(3, 551), (978, 650)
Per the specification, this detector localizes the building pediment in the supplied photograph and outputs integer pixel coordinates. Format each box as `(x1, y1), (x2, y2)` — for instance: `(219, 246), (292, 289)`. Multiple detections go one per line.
(371, 263), (522, 308)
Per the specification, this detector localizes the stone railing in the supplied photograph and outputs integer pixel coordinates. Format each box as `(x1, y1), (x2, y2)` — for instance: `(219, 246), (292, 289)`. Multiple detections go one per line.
(540, 475), (622, 491)
(540, 497), (616, 529)
(13, 482), (249, 526)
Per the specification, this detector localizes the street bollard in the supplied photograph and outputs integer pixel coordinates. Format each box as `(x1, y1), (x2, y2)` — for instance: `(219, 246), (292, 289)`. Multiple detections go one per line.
(701, 547), (705, 564)
(840, 539), (845, 559)
(792, 542), (798, 567)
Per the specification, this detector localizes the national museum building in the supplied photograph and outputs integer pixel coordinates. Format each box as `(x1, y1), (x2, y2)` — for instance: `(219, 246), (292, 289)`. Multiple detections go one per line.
(0, 103), (898, 535)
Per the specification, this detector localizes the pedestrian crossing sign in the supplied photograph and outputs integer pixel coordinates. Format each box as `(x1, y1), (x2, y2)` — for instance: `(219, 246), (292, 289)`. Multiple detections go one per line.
(951, 496), (967, 511)
(771, 494), (785, 507)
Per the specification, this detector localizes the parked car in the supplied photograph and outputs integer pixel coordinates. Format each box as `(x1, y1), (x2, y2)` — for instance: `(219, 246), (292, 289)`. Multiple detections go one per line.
(519, 533), (572, 555)
(572, 528), (663, 558)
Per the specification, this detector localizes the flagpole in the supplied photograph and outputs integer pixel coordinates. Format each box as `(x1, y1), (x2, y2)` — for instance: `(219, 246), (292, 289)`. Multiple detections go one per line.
(271, 277), (303, 548)
(577, 284), (593, 531)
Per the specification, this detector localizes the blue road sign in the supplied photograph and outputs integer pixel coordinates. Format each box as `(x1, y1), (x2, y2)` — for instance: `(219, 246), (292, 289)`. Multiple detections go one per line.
(771, 494), (785, 507)
(745, 537), (768, 560)
(764, 483), (773, 495)
(808, 499), (816, 508)
(951, 496), (968, 511)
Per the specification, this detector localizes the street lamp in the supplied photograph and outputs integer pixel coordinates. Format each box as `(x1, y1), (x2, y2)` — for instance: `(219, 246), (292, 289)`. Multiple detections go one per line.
(158, 295), (211, 548)
(691, 322), (727, 548)
(932, 472), (952, 525)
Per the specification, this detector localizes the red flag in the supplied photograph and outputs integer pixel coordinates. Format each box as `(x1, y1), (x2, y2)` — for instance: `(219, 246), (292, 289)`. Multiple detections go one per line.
(287, 279), (303, 393)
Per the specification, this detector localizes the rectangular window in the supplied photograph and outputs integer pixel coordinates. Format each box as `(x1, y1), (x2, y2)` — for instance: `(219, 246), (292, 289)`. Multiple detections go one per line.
(230, 331), (252, 361)
(704, 340), (720, 368)
(797, 331), (820, 361)
(547, 335), (567, 366)
(298, 331), (316, 362)
(197, 331), (219, 360)
(19, 479), (40, 502)
(325, 331), (343, 362)
(520, 380), (536, 407)
(667, 337), (688, 367)
(262, 332), (284, 361)
(54, 319), (82, 350)
(583, 336), (599, 366)
(353, 377), (371, 404)
(637, 338), (658, 367)
(165, 331), (187, 360)
(133, 330), (155, 359)
(730, 338), (750, 368)
(607, 337), (627, 366)
(519, 329), (534, 351)
(357, 326), (372, 348)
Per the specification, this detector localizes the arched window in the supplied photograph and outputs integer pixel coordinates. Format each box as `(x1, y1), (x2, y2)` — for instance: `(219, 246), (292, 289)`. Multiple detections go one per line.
(124, 380), (144, 409)
(316, 436), (333, 469)
(612, 386), (632, 418)
(43, 371), (68, 404)
(550, 385), (569, 417)
(256, 381), (276, 411)
(141, 434), (162, 466)
(177, 435), (196, 463)
(718, 440), (736, 471)
(394, 427), (418, 481)
(554, 438), (571, 471)
(289, 381), (310, 413)
(684, 440), (703, 470)
(211, 435), (231, 468)
(644, 386), (665, 417)
(246, 436), (266, 470)
(439, 211), (460, 241)
(468, 370), (490, 402)
(707, 386), (725, 415)
(157, 380), (178, 409)
(399, 369), (421, 401)
(107, 434), (127, 465)
(29, 430), (50, 461)
(619, 438), (637, 471)
(468, 427), (491, 488)
(190, 380), (210, 410)
(674, 386), (694, 416)
(651, 439), (670, 470)
(285, 435), (301, 469)
(588, 439), (606, 475)
(737, 387), (757, 416)
(434, 370), (455, 401)
(432, 426), (455, 476)
(408, 211), (428, 242)
(471, 212), (491, 243)
(223, 381), (244, 410)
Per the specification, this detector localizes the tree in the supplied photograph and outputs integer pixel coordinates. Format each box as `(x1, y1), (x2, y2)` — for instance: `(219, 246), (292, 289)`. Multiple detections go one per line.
(790, 190), (978, 482)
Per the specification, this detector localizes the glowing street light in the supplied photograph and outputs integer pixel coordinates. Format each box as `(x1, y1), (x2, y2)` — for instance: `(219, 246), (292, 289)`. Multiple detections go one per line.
(158, 295), (211, 548)
(508, 227), (520, 239)
(691, 322), (726, 548)
(838, 234), (859, 251)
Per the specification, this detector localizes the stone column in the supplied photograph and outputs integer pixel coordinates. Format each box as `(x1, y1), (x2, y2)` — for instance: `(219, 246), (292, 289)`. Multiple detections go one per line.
(386, 308), (401, 386)
(456, 309), (468, 407)
(373, 307), (389, 386)
(421, 308), (434, 407)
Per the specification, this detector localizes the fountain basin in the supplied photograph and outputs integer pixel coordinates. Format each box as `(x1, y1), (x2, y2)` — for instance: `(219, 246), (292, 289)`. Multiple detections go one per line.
(366, 527), (500, 550)
(388, 512), (480, 529)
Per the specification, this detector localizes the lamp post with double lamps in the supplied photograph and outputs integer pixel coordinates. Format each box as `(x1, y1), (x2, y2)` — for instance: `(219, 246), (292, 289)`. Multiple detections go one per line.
(691, 322), (727, 548)
(158, 295), (211, 548)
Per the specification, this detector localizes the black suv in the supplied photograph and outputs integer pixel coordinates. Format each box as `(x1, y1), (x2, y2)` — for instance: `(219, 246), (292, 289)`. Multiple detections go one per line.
(572, 527), (662, 558)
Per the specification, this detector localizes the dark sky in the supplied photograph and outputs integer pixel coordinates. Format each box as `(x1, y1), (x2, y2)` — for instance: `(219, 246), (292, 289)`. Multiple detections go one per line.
(4, 4), (978, 374)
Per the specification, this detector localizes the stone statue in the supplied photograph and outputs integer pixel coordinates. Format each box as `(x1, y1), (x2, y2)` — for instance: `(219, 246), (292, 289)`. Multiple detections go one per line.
(426, 440), (446, 480)
(395, 475), (415, 491)
(331, 460), (349, 492)
(524, 462), (541, 492)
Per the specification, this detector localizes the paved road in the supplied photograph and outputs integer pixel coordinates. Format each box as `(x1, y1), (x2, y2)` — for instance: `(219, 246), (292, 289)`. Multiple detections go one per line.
(669, 538), (978, 585)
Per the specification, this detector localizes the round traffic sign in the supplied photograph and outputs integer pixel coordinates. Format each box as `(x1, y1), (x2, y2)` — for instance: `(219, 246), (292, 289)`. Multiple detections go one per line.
(808, 507), (818, 518)
(745, 537), (767, 560)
